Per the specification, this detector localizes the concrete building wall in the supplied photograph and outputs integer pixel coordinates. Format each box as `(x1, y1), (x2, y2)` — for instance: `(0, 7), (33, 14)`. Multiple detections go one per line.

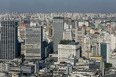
(0, 63), (10, 72)
(110, 34), (116, 52)
(25, 26), (44, 59)
(63, 29), (72, 40)
(53, 17), (64, 53)
(58, 44), (80, 62)
(78, 22), (89, 27)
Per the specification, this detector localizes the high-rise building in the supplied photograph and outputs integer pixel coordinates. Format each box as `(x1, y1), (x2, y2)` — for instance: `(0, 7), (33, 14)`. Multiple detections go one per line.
(0, 20), (18, 61)
(75, 27), (84, 44)
(25, 26), (44, 59)
(75, 27), (84, 57)
(46, 24), (53, 40)
(53, 17), (64, 53)
(100, 43), (110, 62)
(64, 18), (71, 29)
(18, 23), (26, 55)
(110, 34), (116, 52)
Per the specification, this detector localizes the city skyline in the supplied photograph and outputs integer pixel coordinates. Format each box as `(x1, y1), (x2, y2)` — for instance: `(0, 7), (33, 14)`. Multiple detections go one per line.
(0, 0), (116, 13)
(0, 1), (116, 76)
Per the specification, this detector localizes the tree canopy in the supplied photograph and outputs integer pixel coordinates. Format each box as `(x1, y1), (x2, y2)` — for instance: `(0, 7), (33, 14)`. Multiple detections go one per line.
(59, 40), (72, 44)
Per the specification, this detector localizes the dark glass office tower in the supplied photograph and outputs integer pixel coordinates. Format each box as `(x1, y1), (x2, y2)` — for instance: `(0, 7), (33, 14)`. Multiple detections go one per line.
(0, 20), (18, 61)
(100, 43), (110, 62)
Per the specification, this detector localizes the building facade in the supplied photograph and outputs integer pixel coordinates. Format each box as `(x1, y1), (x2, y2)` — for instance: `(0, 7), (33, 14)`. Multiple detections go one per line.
(63, 29), (73, 40)
(58, 42), (80, 62)
(0, 20), (18, 61)
(100, 43), (110, 62)
(18, 23), (26, 54)
(53, 17), (64, 53)
(25, 26), (44, 59)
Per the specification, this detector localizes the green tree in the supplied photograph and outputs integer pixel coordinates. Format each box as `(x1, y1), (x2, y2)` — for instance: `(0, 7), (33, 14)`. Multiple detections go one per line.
(59, 40), (72, 44)
(105, 63), (112, 68)
(20, 54), (25, 60)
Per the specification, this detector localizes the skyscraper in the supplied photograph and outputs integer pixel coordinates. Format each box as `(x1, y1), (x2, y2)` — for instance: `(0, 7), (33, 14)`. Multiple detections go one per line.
(0, 20), (18, 61)
(100, 43), (110, 62)
(75, 27), (84, 57)
(53, 17), (64, 53)
(25, 26), (44, 59)
(18, 23), (26, 55)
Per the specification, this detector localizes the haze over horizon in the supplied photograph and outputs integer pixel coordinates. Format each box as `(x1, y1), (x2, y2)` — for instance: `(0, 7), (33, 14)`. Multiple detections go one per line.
(0, 0), (116, 13)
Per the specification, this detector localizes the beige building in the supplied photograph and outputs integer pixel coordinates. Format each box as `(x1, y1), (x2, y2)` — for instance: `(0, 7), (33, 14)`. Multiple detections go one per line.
(63, 29), (72, 40)
(58, 42), (80, 62)
(110, 34), (116, 52)
(46, 24), (53, 40)
(18, 23), (26, 55)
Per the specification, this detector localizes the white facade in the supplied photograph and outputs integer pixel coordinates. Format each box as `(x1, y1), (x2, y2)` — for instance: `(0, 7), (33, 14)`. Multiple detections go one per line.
(58, 43), (80, 62)
(110, 34), (116, 52)
(64, 23), (69, 30)
(106, 43), (111, 63)
(30, 22), (37, 27)
(63, 29), (72, 40)
(0, 63), (10, 72)
(78, 21), (89, 27)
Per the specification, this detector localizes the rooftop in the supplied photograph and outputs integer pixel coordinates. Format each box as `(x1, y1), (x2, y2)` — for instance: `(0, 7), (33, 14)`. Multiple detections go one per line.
(53, 17), (64, 19)
(59, 40), (79, 45)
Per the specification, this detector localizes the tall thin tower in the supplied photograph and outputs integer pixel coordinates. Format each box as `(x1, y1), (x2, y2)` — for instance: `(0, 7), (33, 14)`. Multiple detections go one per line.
(0, 20), (18, 61)
(53, 17), (64, 53)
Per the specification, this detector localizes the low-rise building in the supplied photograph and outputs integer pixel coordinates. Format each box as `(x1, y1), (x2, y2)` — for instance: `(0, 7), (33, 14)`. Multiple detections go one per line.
(58, 41), (81, 62)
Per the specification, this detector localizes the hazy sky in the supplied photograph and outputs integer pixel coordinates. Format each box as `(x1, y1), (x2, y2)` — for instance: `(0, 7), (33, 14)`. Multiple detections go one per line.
(0, 0), (116, 13)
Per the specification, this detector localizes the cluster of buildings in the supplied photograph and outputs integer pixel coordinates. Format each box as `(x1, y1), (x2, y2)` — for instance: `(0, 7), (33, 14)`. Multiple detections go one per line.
(0, 13), (116, 77)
